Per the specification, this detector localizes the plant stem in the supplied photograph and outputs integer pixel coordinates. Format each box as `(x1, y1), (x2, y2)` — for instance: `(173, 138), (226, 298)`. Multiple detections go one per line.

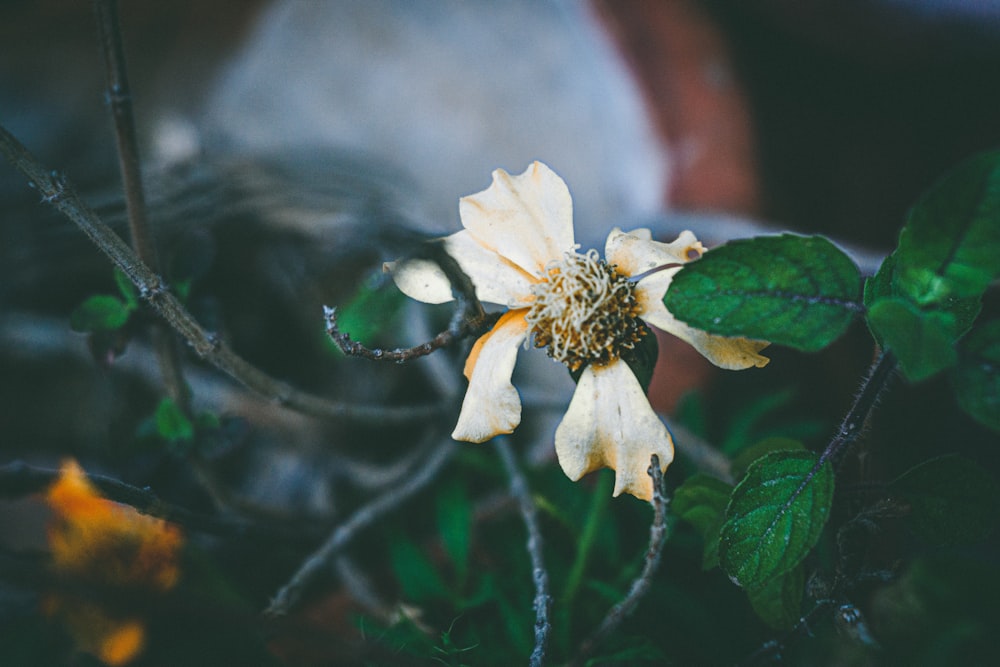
(0, 123), (437, 425)
(266, 437), (456, 616)
(569, 454), (670, 667)
(820, 350), (897, 466)
(495, 438), (551, 667)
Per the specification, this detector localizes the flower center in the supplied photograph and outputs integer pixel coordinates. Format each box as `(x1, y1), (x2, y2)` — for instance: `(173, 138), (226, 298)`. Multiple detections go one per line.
(525, 249), (645, 371)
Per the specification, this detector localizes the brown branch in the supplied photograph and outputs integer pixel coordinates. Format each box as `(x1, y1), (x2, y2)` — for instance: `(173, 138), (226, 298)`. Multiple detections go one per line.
(93, 0), (191, 410)
(266, 436), (457, 616)
(0, 123), (438, 425)
(569, 454), (670, 667)
(327, 241), (496, 362)
(495, 438), (551, 667)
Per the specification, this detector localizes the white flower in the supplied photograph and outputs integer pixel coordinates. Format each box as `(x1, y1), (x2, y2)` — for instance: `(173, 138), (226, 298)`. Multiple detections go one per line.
(391, 162), (768, 500)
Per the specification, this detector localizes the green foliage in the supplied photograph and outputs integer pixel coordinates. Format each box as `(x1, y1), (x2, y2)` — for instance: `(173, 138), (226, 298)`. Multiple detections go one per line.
(672, 473), (731, 569)
(664, 234), (862, 351)
(113, 267), (140, 310)
(390, 535), (451, 602)
(951, 319), (1000, 431)
(333, 272), (407, 348)
(720, 450), (834, 590)
(69, 294), (132, 332)
(871, 556), (1000, 666)
(730, 437), (805, 480)
(436, 480), (472, 586)
(867, 298), (959, 380)
(747, 565), (804, 630)
(893, 150), (1000, 306)
(865, 151), (1000, 382)
(154, 396), (194, 445)
(891, 454), (1000, 545)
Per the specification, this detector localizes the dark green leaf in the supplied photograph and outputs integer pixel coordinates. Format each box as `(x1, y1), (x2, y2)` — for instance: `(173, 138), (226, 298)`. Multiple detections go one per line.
(865, 252), (981, 352)
(673, 474), (732, 569)
(113, 268), (140, 310)
(155, 397), (194, 443)
(334, 273), (406, 349)
(69, 295), (131, 332)
(952, 319), (1000, 431)
(867, 298), (958, 381)
(436, 481), (472, 585)
(664, 234), (861, 351)
(730, 437), (805, 481)
(390, 537), (450, 602)
(895, 150), (1000, 306)
(891, 454), (1000, 545)
(747, 564), (804, 630)
(720, 450), (834, 590)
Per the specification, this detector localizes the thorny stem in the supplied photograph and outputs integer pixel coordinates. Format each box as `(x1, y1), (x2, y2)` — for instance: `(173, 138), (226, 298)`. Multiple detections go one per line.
(820, 349), (897, 466)
(0, 123), (438, 425)
(738, 349), (898, 666)
(266, 436), (457, 616)
(326, 241), (496, 362)
(569, 454), (669, 667)
(0, 460), (322, 546)
(495, 438), (551, 667)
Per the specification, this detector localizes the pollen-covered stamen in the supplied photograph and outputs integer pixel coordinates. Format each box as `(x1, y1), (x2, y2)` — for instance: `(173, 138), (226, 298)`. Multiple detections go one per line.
(525, 249), (645, 371)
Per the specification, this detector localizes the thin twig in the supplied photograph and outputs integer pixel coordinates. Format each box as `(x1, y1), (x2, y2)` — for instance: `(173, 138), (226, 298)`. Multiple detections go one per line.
(569, 454), (670, 667)
(266, 436), (457, 616)
(326, 242), (495, 362)
(0, 123), (437, 425)
(737, 350), (898, 666)
(93, 0), (157, 268)
(495, 438), (551, 667)
(93, 0), (191, 409)
(0, 460), (322, 545)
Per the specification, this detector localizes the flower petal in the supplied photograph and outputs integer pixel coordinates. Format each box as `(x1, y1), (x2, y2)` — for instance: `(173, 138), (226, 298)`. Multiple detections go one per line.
(637, 271), (770, 369)
(453, 310), (529, 443)
(459, 161), (574, 277)
(387, 230), (538, 307)
(606, 227), (705, 277)
(554, 361), (673, 501)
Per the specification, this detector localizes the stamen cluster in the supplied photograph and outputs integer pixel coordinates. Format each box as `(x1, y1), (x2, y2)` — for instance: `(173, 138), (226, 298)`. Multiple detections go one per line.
(525, 249), (644, 371)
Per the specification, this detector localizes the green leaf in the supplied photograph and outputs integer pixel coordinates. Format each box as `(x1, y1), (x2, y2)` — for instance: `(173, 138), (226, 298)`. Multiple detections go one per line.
(155, 397), (194, 444)
(730, 437), (805, 481)
(69, 295), (131, 332)
(391, 537), (450, 602)
(865, 252), (981, 353)
(673, 474), (732, 569)
(747, 564), (804, 630)
(436, 481), (472, 585)
(664, 234), (862, 352)
(890, 454), (1000, 545)
(334, 273), (406, 349)
(894, 150), (1000, 306)
(719, 450), (834, 590)
(113, 268), (140, 310)
(951, 319), (1000, 431)
(867, 298), (959, 381)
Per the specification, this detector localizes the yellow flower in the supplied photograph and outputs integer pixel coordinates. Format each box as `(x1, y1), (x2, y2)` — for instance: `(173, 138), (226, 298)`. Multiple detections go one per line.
(392, 162), (768, 500)
(45, 460), (183, 665)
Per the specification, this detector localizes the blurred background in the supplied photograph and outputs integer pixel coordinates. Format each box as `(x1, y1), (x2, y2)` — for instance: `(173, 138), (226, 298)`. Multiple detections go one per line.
(1, 1), (998, 664)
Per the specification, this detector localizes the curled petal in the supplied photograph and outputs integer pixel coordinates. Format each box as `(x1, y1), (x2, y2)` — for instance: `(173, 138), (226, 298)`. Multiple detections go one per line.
(606, 227), (705, 277)
(555, 361), (673, 501)
(637, 271), (770, 369)
(387, 230), (538, 307)
(387, 258), (453, 304)
(459, 161), (574, 278)
(453, 310), (528, 443)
